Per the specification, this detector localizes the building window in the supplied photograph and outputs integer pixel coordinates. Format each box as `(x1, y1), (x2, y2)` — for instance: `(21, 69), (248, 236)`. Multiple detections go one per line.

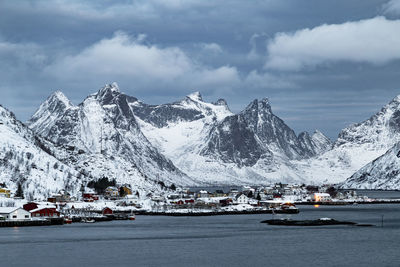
(25, 215), (29, 218)
(12, 215), (17, 218)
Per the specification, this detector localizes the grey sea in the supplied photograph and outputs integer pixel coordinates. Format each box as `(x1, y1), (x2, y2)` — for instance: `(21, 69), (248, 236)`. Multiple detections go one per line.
(1, 197), (400, 266)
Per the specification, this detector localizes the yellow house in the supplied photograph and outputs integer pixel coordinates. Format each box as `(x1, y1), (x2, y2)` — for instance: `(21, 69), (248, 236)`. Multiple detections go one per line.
(0, 188), (11, 198)
(120, 185), (132, 196)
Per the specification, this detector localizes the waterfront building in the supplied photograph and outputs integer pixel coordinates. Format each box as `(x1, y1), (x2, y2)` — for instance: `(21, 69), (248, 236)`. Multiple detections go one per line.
(0, 207), (31, 221)
(30, 207), (60, 218)
(102, 207), (113, 216)
(311, 193), (332, 202)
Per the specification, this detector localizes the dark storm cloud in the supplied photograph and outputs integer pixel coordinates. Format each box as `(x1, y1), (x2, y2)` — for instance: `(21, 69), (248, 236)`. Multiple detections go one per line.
(0, 0), (400, 140)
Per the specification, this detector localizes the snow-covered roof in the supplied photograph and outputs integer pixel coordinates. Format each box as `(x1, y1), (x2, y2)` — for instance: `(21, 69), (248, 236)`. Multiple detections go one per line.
(0, 207), (20, 213)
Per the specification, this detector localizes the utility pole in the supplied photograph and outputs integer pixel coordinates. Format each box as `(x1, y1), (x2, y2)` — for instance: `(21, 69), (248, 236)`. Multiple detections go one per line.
(100, 123), (104, 154)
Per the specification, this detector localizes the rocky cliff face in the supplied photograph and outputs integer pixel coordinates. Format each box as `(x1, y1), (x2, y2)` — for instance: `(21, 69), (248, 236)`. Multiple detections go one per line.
(27, 83), (192, 187)
(202, 98), (331, 167)
(22, 82), (400, 189)
(135, 92), (331, 185)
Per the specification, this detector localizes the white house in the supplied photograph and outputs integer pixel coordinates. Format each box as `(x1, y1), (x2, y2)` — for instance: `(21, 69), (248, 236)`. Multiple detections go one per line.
(311, 193), (332, 202)
(0, 207), (31, 221)
(199, 190), (209, 198)
(236, 194), (250, 204)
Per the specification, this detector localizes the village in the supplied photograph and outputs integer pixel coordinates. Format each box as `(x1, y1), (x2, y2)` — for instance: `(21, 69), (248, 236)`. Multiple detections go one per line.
(0, 182), (378, 227)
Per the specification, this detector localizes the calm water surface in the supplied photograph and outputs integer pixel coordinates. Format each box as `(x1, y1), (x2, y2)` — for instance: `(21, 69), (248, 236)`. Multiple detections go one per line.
(1, 204), (400, 267)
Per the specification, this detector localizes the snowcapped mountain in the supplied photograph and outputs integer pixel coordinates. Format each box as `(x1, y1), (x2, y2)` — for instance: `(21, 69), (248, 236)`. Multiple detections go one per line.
(27, 83), (192, 187)
(340, 142), (400, 190)
(202, 98), (330, 165)
(22, 82), (400, 189)
(294, 95), (400, 185)
(0, 105), (82, 200)
(136, 92), (331, 185)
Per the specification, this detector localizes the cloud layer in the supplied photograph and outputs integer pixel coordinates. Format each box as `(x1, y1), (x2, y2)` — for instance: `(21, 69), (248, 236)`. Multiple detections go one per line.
(265, 16), (400, 70)
(44, 32), (240, 93)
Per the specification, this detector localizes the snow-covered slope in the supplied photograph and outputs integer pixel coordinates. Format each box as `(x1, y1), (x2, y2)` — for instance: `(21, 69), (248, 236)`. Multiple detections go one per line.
(27, 83), (193, 186)
(0, 105), (82, 200)
(137, 94), (331, 185)
(340, 142), (400, 190)
(24, 82), (400, 189)
(293, 95), (400, 184)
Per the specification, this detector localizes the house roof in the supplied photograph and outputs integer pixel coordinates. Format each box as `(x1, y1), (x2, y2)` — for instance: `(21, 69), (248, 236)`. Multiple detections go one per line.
(30, 206), (58, 213)
(235, 193), (249, 200)
(0, 207), (21, 213)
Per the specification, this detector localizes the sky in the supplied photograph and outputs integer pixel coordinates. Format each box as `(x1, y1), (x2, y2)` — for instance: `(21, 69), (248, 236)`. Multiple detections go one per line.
(1, 0), (400, 140)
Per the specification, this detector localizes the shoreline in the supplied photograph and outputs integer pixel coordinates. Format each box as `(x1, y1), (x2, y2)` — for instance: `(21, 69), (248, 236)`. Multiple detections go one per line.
(295, 200), (400, 205)
(134, 209), (299, 216)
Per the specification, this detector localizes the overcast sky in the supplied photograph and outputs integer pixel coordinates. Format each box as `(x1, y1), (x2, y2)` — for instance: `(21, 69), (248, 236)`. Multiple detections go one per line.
(1, 0), (400, 139)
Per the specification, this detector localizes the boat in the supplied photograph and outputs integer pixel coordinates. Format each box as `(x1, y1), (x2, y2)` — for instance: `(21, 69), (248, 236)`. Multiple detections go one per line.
(64, 217), (72, 224)
(81, 218), (95, 223)
(128, 214), (136, 220)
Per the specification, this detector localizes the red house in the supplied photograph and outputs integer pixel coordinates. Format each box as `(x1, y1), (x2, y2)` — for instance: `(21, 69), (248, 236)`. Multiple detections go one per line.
(102, 207), (113, 215)
(30, 207), (60, 218)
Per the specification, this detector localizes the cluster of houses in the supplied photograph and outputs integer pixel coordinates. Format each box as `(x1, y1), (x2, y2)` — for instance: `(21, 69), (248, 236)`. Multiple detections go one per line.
(0, 182), (362, 222)
(0, 202), (59, 222)
(148, 183), (360, 209)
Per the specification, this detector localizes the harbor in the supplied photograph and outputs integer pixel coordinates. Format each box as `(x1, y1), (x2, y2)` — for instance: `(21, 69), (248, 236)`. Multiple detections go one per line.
(1, 203), (399, 267)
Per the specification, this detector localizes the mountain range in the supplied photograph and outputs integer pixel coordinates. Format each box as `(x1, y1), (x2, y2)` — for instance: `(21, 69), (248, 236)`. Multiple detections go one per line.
(1, 82), (400, 198)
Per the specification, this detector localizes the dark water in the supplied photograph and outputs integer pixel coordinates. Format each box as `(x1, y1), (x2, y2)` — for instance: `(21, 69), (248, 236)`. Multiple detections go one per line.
(356, 190), (400, 199)
(1, 204), (400, 267)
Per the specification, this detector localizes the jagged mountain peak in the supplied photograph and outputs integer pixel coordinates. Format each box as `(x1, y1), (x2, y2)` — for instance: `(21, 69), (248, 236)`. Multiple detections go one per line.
(213, 98), (228, 106)
(243, 98), (272, 115)
(42, 90), (74, 111)
(48, 90), (73, 107)
(95, 82), (122, 105)
(27, 90), (75, 137)
(186, 91), (203, 102)
(336, 93), (400, 148)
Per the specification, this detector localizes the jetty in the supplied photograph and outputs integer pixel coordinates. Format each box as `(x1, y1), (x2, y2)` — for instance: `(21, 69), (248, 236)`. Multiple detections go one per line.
(0, 218), (64, 227)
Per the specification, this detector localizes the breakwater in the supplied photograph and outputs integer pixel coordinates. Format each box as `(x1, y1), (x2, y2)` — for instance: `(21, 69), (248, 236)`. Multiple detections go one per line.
(0, 218), (64, 227)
